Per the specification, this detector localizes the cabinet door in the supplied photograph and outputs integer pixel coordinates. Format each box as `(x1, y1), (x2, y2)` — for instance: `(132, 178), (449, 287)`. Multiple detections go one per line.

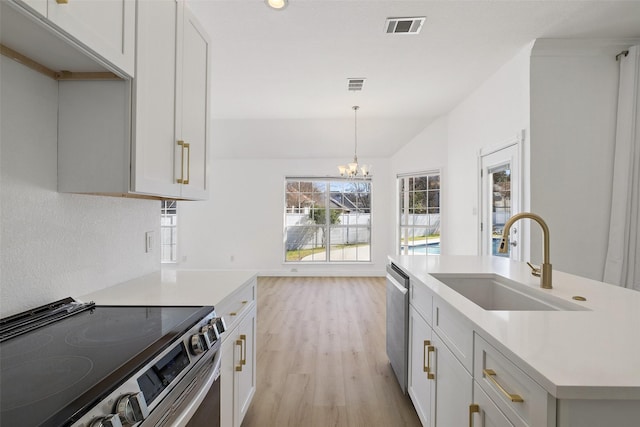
(47, 0), (134, 76)
(131, 0), (182, 198)
(408, 306), (434, 427)
(473, 383), (516, 427)
(432, 332), (473, 426)
(175, 2), (210, 200)
(236, 305), (257, 425)
(220, 334), (236, 427)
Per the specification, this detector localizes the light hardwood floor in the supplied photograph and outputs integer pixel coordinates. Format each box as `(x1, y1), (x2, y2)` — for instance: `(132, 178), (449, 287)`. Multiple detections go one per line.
(241, 277), (421, 427)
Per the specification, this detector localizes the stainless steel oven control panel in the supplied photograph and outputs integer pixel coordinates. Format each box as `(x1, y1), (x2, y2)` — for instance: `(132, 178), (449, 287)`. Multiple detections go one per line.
(73, 310), (223, 427)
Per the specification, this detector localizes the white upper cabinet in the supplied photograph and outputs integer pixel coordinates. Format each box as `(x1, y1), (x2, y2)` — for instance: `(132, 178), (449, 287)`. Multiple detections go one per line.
(174, 4), (210, 199)
(11, 0), (135, 76)
(58, 0), (210, 200)
(132, 0), (210, 199)
(49, 0), (134, 76)
(131, 0), (181, 198)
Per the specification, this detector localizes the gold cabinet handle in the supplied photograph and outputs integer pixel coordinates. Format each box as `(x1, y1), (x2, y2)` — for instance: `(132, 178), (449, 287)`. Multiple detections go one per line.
(183, 142), (190, 185)
(176, 140), (186, 184)
(56, 0), (69, 3)
(427, 345), (435, 380)
(242, 300), (248, 304)
(240, 334), (247, 366)
(422, 340), (430, 373)
(469, 404), (479, 427)
(235, 339), (243, 372)
(483, 369), (524, 402)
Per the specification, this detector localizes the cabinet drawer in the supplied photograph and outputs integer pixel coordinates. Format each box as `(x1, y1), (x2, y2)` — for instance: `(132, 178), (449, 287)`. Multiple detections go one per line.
(433, 296), (474, 373)
(216, 279), (256, 331)
(410, 280), (433, 326)
(474, 335), (555, 427)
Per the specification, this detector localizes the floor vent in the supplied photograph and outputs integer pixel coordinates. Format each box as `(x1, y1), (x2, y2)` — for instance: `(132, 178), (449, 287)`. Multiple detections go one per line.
(348, 78), (366, 91)
(385, 17), (426, 35)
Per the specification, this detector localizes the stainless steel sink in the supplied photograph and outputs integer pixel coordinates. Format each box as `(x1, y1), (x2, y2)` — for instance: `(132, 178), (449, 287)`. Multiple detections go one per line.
(430, 273), (587, 311)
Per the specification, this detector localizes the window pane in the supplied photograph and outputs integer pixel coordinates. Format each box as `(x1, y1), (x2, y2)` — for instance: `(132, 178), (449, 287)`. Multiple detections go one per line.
(285, 178), (371, 262)
(398, 173), (441, 256)
(161, 200), (177, 263)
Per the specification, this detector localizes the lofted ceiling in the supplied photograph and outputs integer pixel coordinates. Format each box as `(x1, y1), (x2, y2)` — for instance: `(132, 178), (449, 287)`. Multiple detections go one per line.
(187, 0), (640, 159)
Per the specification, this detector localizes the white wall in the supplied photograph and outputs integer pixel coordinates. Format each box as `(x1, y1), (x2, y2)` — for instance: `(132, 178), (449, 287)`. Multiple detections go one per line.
(446, 43), (532, 256)
(529, 40), (630, 280)
(389, 115), (448, 254)
(176, 157), (390, 275)
(391, 44), (532, 257)
(0, 57), (160, 317)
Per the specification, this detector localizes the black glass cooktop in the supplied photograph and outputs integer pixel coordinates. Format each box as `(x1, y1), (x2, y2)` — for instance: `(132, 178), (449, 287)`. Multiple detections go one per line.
(0, 303), (213, 427)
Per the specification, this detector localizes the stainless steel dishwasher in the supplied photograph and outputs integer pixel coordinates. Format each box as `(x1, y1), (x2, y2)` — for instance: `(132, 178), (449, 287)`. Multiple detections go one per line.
(386, 262), (410, 394)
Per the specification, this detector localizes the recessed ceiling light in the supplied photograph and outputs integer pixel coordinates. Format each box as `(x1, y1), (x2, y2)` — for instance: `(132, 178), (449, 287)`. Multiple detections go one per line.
(385, 17), (426, 34)
(265, 0), (288, 10)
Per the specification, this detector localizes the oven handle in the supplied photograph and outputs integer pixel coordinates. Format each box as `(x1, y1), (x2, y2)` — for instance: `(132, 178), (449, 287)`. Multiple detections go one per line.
(171, 349), (222, 427)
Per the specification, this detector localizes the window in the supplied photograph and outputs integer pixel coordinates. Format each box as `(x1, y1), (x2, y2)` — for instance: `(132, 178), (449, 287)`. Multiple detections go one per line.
(284, 178), (371, 262)
(398, 172), (440, 255)
(161, 200), (177, 263)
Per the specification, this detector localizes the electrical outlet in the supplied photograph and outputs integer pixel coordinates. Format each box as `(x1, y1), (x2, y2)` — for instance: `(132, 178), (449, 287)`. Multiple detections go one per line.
(145, 231), (154, 253)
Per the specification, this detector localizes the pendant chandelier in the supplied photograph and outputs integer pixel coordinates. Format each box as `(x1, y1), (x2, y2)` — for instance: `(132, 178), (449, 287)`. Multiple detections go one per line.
(338, 106), (370, 178)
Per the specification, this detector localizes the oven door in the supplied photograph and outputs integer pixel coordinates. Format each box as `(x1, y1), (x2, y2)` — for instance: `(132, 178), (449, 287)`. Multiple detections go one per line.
(143, 347), (221, 427)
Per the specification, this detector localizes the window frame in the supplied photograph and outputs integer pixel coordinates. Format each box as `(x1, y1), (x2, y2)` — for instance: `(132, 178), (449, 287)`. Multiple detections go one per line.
(397, 171), (441, 256)
(161, 200), (178, 263)
(283, 177), (372, 263)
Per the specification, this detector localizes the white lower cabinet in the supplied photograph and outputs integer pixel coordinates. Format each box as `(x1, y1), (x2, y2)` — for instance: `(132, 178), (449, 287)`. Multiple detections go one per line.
(408, 304), (472, 427)
(219, 277), (257, 427)
(221, 304), (256, 427)
(432, 332), (473, 426)
(473, 334), (555, 427)
(408, 305), (434, 426)
(472, 383), (515, 427)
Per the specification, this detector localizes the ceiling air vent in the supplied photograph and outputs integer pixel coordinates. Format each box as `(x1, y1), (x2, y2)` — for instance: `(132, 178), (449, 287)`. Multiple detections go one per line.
(348, 78), (366, 91)
(385, 17), (426, 35)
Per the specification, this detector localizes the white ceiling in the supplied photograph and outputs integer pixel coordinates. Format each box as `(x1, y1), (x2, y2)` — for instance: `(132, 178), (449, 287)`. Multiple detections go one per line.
(188, 0), (640, 159)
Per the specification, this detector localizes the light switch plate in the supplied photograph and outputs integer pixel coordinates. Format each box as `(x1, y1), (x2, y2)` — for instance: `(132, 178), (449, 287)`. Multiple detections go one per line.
(145, 231), (154, 253)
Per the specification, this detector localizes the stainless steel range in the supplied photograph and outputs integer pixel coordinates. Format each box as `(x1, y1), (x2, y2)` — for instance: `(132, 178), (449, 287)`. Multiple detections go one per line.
(0, 297), (225, 427)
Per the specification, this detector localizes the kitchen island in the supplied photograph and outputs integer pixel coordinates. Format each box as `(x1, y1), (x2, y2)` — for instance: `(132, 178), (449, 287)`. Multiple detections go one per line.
(79, 269), (258, 427)
(389, 255), (640, 426)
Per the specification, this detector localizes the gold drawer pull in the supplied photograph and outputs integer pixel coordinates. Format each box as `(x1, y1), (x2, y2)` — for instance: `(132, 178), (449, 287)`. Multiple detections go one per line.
(423, 340), (430, 373)
(176, 140), (186, 184)
(427, 345), (435, 380)
(230, 312), (237, 316)
(483, 369), (524, 402)
(469, 404), (479, 427)
(183, 142), (190, 185)
(242, 300), (248, 304)
(235, 339), (243, 372)
(240, 334), (247, 365)
(56, 0), (69, 3)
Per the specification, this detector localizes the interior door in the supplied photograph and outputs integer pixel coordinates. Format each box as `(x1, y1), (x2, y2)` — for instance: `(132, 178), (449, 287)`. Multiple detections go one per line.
(480, 144), (520, 260)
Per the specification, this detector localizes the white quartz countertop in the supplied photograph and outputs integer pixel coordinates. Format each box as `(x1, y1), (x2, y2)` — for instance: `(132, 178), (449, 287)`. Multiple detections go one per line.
(78, 269), (258, 307)
(388, 255), (640, 400)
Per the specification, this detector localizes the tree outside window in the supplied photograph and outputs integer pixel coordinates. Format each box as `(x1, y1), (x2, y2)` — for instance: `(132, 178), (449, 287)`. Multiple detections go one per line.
(284, 178), (371, 262)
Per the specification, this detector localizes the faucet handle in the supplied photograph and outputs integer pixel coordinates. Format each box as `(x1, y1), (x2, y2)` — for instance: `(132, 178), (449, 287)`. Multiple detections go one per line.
(526, 262), (541, 277)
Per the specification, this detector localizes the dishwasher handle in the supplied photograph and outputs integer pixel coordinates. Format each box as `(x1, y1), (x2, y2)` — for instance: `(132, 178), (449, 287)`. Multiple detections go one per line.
(386, 263), (410, 288)
(388, 274), (408, 295)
